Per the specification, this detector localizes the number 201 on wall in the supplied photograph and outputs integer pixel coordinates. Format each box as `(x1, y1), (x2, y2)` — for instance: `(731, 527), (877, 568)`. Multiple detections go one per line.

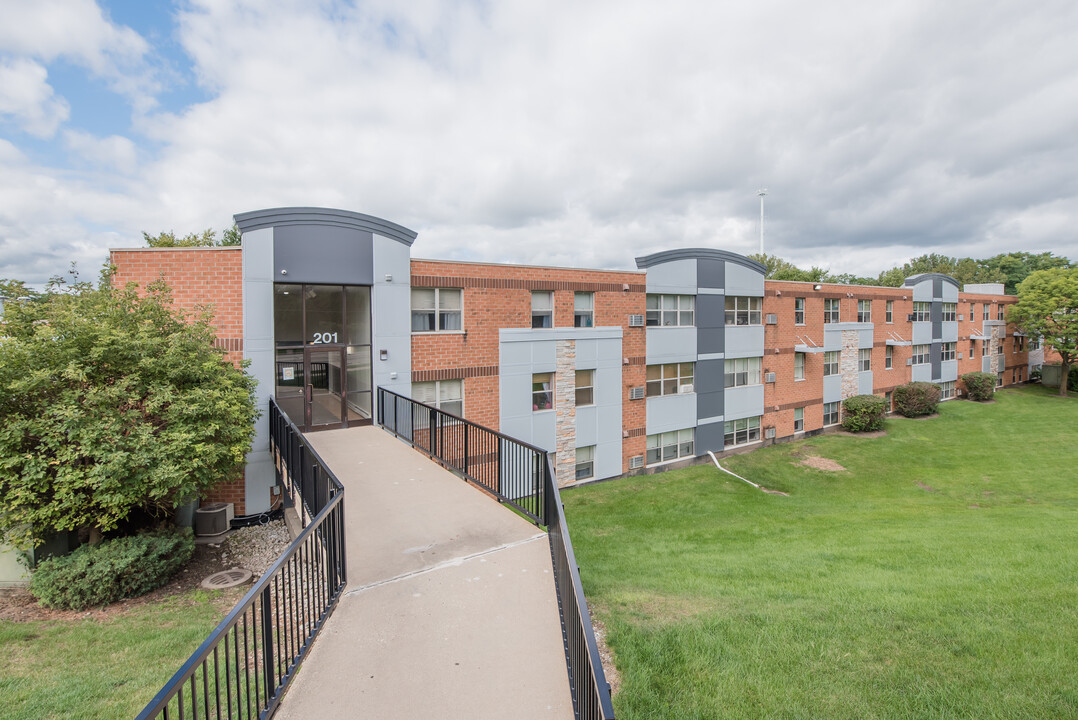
(311, 332), (339, 344)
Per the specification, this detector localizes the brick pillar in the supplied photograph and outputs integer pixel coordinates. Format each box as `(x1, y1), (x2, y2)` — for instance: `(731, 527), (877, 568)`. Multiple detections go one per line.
(840, 329), (860, 399)
(554, 339), (577, 487)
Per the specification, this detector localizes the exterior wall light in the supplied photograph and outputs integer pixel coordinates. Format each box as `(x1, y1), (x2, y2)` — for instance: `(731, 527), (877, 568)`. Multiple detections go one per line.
(813, 284), (822, 290)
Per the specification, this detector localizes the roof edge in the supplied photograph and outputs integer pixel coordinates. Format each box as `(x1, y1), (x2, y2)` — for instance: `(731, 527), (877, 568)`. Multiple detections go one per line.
(635, 248), (766, 274)
(903, 272), (960, 289)
(233, 207), (418, 246)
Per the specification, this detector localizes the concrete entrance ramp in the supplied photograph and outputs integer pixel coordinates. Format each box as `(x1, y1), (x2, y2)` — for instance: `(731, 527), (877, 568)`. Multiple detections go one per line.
(274, 426), (573, 719)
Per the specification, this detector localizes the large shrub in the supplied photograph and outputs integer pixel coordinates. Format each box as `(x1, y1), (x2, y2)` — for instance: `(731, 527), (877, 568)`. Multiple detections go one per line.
(29, 529), (194, 610)
(842, 394), (887, 432)
(893, 382), (941, 417)
(961, 372), (997, 401)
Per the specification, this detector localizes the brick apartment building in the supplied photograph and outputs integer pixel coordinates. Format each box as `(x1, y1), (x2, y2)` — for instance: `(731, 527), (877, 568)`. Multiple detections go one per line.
(110, 207), (1032, 514)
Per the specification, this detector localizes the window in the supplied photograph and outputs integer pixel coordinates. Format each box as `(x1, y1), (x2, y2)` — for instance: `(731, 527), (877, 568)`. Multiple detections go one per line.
(794, 352), (805, 381)
(532, 373), (554, 411)
(912, 344), (930, 365)
(823, 402), (840, 426)
(1030, 336), (1041, 350)
(647, 429), (694, 465)
(575, 446), (595, 481)
(646, 294), (694, 327)
(824, 298), (840, 323)
(942, 342), (956, 361)
(885, 391), (893, 411)
(969, 340), (976, 357)
(724, 416), (761, 448)
(942, 303), (957, 322)
(531, 291), (552, 328)
(997, 341), (1004, 355)
(940, 381), (955, 400)
(725, 296), (762, 326)
(981, 341), (988, 357)
(411, 288), (462, 332)
(885, 345), (894, 369)
(724, 357), (762, 388)
(823, 351), (839, 376)
(970, 302), (975, 319)
(997, 305), (1005, 321)
(574, 292), (594, 328)
(858, 348), (871, 372)
(858, 300), (871, 323)
(412, 379), (463, 417)
(795, 297), (805, 325)
(912, 302), (931, 322)
(1015, 336), (1025, 352)
(886, 300), (894, 323)
(646, 363), (694, 396)
(793, 407), (804, 432)
(996, 371), (1004, 388)
(983, 303), (990, 321)
(575, 370), (594, 406)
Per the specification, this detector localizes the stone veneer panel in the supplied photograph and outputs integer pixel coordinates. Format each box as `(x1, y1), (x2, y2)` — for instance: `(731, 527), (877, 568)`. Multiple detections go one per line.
(555, 339), (577, 487)
(840, 329), (861, 399)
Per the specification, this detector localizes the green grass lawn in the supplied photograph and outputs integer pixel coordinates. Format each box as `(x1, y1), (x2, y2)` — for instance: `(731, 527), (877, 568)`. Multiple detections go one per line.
(0, 589), (240, 720)
(564, 386), (1078, 719)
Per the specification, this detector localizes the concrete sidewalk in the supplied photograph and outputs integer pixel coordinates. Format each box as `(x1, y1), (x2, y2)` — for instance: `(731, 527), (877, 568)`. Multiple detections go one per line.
(274, 426), (573, 720)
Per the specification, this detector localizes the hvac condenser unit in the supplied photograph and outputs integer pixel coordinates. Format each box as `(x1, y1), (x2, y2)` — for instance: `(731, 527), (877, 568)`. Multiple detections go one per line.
(628, 314), (645, 327)
(629, 387), (646, 400)
(629, 456), (644, 469)
(194, 502), (234, 537)
(766, 314), (778, 325)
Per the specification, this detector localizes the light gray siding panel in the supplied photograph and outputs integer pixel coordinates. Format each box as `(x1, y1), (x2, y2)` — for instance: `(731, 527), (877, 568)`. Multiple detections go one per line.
(594, 366), (622, 406)
(593, 441), (622, 481)
(912, 323), (933, 345)
(645, 393), (698, 435)
(242, 227), (275, 514)
(371, 237), (412, 402)
(982, 356), (992, 373)
(646, 258), (697, 295)
(576, 406), (598, 447)
(823, 375), (842, 403)
(911, 281), (934, 302)
(575, 339), (598, 368)
(941, 321), (958, 342)
(724, 325), (765, 359)
(824, 327), (843, 351)
(859, 328), (874, 348)
(941, 283), (959, 302)
(858, 371), (874, 395)
(911, 364), (933, 382)
(646, 327), (696, 363)
(724, 262), (764, 296)
(723, 385), (764, 421)
(940, 360), (958, 382)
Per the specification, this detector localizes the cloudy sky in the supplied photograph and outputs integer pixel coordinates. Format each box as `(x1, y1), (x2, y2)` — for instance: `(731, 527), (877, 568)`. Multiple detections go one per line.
(1, 0), (1076, 286)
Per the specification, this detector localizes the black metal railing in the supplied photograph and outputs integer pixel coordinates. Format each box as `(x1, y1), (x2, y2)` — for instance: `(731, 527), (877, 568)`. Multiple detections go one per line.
(135, 399), (346, 720)
(378, 387), (549, 524)
(376, 387), (614, 719)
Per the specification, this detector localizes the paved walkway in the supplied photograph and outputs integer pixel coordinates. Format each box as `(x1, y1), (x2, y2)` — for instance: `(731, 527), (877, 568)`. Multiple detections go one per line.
(274, 426), (573, 720)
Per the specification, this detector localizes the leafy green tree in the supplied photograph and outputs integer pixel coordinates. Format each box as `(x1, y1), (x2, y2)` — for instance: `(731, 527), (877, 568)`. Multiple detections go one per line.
(0, 268), (258, 547)
(143, 224), (242, 247)
(747, 254), (829, 282)
(1008, 267), (1078, 397)
(981, 252), (1073, 295)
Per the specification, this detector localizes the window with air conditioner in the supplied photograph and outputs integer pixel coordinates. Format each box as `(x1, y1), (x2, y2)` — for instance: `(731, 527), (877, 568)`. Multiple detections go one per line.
(725, 296), (762, 326)
(646, 363), (694, 396)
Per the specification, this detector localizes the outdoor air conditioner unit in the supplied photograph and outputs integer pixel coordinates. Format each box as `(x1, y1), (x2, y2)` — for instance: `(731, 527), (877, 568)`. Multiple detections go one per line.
(678, 383), (694, 394)
(194, 502), (234, 537)
(629, 456), (644, 470)
(629, 386), (646, 400)
(765, 372), (776, 383)
(958, 314), (964, 321)
(906, 358), (913, 366)
(764, 427), (776, 440)
(628, 314), (645, 327)
(958, 353), (963, 359)
(765, 314), (778, 325)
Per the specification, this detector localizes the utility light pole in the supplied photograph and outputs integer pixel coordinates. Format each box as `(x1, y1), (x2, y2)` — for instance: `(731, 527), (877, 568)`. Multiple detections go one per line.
(757, 188), (767, 255)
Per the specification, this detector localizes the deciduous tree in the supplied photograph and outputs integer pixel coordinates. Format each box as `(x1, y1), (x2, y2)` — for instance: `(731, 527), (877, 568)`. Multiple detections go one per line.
(1009, 267), (1078, 397)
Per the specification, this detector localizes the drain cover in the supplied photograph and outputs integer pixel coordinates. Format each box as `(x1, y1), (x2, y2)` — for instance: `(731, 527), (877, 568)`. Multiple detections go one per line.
(201, 568), (253, 590)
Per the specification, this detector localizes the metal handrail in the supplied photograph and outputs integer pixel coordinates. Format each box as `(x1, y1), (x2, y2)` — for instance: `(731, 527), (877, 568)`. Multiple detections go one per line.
(135, 399), (346, 720)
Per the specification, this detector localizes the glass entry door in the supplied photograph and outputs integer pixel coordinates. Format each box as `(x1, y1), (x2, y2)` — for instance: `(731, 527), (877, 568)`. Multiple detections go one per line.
(305, 346), (344, 428)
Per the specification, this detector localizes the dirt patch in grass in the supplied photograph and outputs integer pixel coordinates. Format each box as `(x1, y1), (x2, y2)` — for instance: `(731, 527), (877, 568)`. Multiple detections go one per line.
(800, 456), (846, 472)
(590, 614), (622, 697)
(834, 429), (888, 438)
(917, 482), (936, 492)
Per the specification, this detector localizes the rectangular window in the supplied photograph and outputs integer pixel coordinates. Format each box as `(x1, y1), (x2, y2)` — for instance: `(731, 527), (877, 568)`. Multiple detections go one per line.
(411, 288), (462, 332)
(795, 297), (805, 325)
(858, 348), (871, 372)
(997, 305), (1005, 321)
(413, 379), (464, 417)
(912, 302), (931, 322)
(574, 292), (594, 328)
(824, 298), (840, 323)
(794, 352), (805, 381)
(531, 291), (552, 328)
(646, 294), (694, 327)
(942, 303), (957, 322)
(886, 300), (894, 323)
(970, 340), (976, 357)
(1030, 336), (1040, 350)
(575, 369), (594, 406)
(646, 363), (694, 396)
(793, 407), (804, 432)
(725, 296), (762, 326)
(724, 416), (761, 448)
(885, 345), (894, 369)
(823, 350), (839, 376)
(885, 391), (893, 411)
(912, 344), (930, 365)
(1015, 336), (1025, 352)
(724, 357), (762, 388)
(575, 446), (595, 481)
(823, 401), (840, 427)
(532, 373), (554, 411)
(983, 303), (990, 321)
(970, 302), (975, 319)
(940, 381), (955, 400)
(646, 428), (694, 465)
(942, 342), (956, 361)
(997, 341), (1004, 355)
(858, 300), (871, 323)
(996, 371), (1004, 388)
(982, 341), (989, 357)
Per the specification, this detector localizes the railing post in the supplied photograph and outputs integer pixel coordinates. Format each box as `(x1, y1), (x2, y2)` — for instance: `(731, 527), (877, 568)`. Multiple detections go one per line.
(463, 422), (469, 478)
(260, 586), (275, 707)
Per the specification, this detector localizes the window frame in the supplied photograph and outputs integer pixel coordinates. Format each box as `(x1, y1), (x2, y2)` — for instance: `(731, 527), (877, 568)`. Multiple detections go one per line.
(886, 300), (894, 324)
(574, 291), (594, 328)
(793, 407), (804, 433)
(997, 305), (1005, 321)
(885, 345), (894, 369)
(532, 372), (554, 412)
(942, 303), (957, 322)
(646, 428), (694, 465)
(411, 287), (463, 333)
(646, 294), (695, 327)
(646, 362), (695, 397)
(724, 296), (762, 326)
(794, 352), (805, 381)
(912, 301), (931, 323)
(575, 369), (595, 406)
(912, 344), (930, 365)
(794, 297), (805, 325)
(857, 299), (871, 323)
(983, 303), (990, 321)
(575, 445), (595, 481)
(724, 357), (762, 388)
(412, 379), (464, 417)
(823, 401), (840, 427)
(858, 348), (871, 372)
(531, 290), (553, 329)
(724, 416), (761, 448)
(942, 342), (956, 362)
(823, 350), (839, 376)
(823, 298), (840, 324)
(939, 381), (955, 400)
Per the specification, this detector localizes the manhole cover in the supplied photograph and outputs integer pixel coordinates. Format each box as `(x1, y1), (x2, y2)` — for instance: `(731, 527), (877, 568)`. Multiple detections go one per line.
(201, 568), (253, 590)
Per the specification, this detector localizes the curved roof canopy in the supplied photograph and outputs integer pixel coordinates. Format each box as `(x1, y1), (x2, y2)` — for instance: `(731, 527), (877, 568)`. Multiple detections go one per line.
(234, 207), (418, 246)
(635, 247), (766, 274)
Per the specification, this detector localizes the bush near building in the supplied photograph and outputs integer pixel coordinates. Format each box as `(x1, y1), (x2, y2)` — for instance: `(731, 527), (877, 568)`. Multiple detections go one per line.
(960, 372), (997, 401)
(841, 395), (887, 432)
(893, 382), (941, 417)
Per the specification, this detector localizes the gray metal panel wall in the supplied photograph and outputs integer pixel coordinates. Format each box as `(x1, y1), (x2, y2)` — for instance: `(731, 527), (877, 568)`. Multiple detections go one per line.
(931, 342), (942, 381)
(697, 258), (725, 289)
(723, 385), (764, 421)
(241, 227), (276, 514)
(695, 357), (724, 420)
(696, 294), (725, 355)
(695, 421), (724, 457)
(274, 225), (374, 286)
(933, 277), (943, 299)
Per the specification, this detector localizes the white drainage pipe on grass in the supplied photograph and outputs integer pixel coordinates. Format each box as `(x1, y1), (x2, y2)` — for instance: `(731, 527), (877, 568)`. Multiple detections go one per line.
(707, 450), (761, 490)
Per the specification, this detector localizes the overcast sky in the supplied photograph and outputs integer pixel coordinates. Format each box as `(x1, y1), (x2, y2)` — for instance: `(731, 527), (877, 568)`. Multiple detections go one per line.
(2, 0), (1076, 286)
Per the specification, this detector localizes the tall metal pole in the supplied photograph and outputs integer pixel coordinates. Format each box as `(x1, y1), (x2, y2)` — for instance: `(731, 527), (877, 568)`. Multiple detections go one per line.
(757, 189), (767, 254)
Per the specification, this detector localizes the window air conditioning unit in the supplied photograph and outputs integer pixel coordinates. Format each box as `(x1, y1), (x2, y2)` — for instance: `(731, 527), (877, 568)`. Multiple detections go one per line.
(765, 372), (776, 383)
(629, 386), (646, 400)
(764, 427), (776, 439)
(958, 353), (963, 359)
(906, 358), (913, 366)
(194, 502), (234, 538)
(628, 314), (645, 327)
(679, 383), (694, 394)
(958, 314), (964, 321)
(629, 456), (644, 470)
(766, 314), (778, 325)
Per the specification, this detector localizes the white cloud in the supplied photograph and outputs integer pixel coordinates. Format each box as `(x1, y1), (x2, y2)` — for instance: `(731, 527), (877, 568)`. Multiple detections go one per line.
(0, 58), (69, 137)
(63, 130), (138, 174)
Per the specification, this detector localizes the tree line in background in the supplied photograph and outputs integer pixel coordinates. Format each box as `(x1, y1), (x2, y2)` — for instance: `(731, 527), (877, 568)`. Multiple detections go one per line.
(748, 250), (1073, 295)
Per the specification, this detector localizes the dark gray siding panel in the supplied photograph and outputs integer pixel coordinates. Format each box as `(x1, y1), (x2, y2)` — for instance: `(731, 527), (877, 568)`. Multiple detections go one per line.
(697, 391), (724, 420)
(697, 258), (725, 290)
(933, 277), (943, 298)
(236, 206), (417, 246)
(694, 358), (725, 394)
(274, 225), (374, 285)
(698, 328), (724, 355)
(695, 422), (724, 456)
(696, 294), (725, 329)
(931, 341), (942, 380)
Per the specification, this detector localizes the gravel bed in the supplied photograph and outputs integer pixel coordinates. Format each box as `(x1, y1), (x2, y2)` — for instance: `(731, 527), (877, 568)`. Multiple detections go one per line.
(219, 520), (293, 577)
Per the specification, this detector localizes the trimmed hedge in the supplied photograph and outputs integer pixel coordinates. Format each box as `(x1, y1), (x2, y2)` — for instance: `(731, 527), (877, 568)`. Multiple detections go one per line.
(893, 382), (941, 418)
(29, 529), (194, 610)
(842, 394), (887, 432)
(961, 372), (996, 401)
